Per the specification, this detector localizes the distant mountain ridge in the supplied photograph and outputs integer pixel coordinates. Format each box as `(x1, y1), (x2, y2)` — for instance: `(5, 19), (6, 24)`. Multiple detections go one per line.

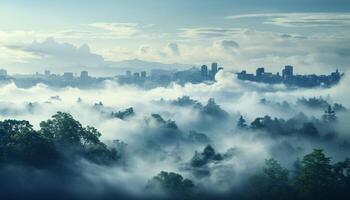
(86, 59), (193, 76)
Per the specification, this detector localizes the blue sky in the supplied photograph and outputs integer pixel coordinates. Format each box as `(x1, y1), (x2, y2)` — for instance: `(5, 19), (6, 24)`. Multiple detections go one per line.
(0, 0), (350, 73)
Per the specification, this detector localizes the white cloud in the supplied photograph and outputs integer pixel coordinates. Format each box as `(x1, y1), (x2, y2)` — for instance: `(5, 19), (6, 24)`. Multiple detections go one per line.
(86, 22), (159, 39)
(226, 12), (350, 27)
(4, 37), (104, 71)
(89, 23), (140, 37)
(179, 27), (242, 39)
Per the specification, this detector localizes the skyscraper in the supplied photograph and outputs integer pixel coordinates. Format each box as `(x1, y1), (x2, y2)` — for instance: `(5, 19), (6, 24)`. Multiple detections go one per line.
(44, 70), (51, 76)
(0, 69), (7, 77)
(80, 71), (89, 80)
(201, 65), (208, 78)
(133, 72), (140, 78)
(211, 63), (218, 75)
(256, 68), (265, 77)
(282, 65), (293, 80)
(141, 71), (147, 78)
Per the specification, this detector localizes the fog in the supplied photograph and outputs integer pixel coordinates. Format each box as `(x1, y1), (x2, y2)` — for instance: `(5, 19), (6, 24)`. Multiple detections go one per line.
(0, 70), (349, 199)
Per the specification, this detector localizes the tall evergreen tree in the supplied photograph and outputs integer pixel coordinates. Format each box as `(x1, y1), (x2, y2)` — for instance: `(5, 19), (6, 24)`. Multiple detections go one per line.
(322, 105), (337, 123)
(237, 115), (247, 128)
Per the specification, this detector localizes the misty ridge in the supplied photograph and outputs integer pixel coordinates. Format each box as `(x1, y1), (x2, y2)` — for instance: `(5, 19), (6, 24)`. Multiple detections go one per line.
(0, 70), (350, 200)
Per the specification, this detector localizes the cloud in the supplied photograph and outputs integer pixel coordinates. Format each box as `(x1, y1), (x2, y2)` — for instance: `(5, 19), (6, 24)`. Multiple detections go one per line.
(86, 22), (158, 39)
(89, 23), (140, 37)
(5, 37), (104, 69)
(167, 43), (180, 56)
(218, 40), (239, 50)
(0, 70), (350, 198)
(226, 12), (350, 27)
(179, 28), (242, 39)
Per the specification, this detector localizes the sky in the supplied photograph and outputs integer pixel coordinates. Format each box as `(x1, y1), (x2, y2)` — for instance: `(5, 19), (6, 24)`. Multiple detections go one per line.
(0, 0), (350, 74)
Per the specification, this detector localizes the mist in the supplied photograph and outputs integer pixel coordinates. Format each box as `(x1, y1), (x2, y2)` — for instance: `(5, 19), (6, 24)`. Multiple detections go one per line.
(0, 70), (349, 199)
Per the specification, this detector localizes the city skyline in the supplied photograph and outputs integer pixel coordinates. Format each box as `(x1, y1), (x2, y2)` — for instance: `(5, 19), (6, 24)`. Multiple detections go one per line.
(0, 0), (350, 74)
(0, 62), (344, 89)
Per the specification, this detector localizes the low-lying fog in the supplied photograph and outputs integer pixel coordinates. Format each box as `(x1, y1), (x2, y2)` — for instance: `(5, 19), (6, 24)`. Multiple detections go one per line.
(0, 70), (349, 199)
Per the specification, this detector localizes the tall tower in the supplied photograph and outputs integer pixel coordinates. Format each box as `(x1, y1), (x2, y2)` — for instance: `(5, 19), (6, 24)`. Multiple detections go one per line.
(211, 63), (218, 75)
(80, 71), (89, 80)
(141, 71), (147, 78)
(201, 65), (208, 78)
(283, 65), (293, 80)
(256, 68), (265, 77)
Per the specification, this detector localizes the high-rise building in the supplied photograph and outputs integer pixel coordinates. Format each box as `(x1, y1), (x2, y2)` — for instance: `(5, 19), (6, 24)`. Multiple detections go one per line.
(285, 65), (293, 76)
(126, 70), (132, 77)
(256, 68), (265, 77)
(0, 69), (7, 77)
(201, 65), (208, 78)
(133, 72), (140, 78)
(211, 63), (218, 75)
(44, 70), (51, 76)
(63, 72), (74, 80)
(80, 71), (89, 80)
(141, 71), (147, 78)
(282, 65), (293, 79)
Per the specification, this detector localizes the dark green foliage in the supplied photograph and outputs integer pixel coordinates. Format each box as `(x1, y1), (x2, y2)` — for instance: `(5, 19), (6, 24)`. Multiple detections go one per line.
(237, 115), (247, 128)
(249, 158), (293, 200)
(147, 171), (194, 195)
(40, 112), (86, 147)
(322, 105), (337, 123)
(246, 149), (350, 200)
(40, 112), (118, 164)
(297, 97), (347, 112)
(191, 145), (223, 168)
(294, 149), (334, 200)
(260, 98), (291, 111)
(151, 113), (178, 130)
(333, 159), (350, 198)
(333, 103), (347, 112)
(0, 120), (58, 166)
(170, 96), (202, 108)
(0, 112), (118, 168)
(250, 117), (265, 129)
(201, 98), (229, 119)
(112, 107), (135, 120)
(297, 97), (330, 109)
(247, 114), (328, 138)
(299, 122), (319, 138)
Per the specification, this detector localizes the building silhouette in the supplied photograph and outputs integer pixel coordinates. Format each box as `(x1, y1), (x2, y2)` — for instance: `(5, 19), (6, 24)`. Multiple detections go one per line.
(201, 65), (208, 79)
(237, 65), (343, 87)
(80, 71), (89, 80)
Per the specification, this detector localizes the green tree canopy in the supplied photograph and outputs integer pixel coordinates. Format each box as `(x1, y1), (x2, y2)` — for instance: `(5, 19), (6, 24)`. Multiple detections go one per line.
(147, 171), (194, 196)
(0, 120), (58, 166)
(295, 149), (334, 200)
(39, 112), (118, 164)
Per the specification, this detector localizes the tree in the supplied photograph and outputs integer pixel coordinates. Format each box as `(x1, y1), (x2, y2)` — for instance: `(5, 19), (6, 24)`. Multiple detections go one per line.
(39, 112), (117, 164)
(333, 159), (350, 198)
(250, 117), (264, 129)
(40, 112), (85, 148)
(249, 158), (292, 200)
(190, 145), (223, 168)
(201, 98), (229, 119)
(0, 120), (58, 166)
(322, 105), (337, 123)
(237, 115), (247, 128)
(147, 171), (194, 195)
(112, 107), (135, 120)
(299, 122), (319, 138)
(294, 149), (334, 200)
